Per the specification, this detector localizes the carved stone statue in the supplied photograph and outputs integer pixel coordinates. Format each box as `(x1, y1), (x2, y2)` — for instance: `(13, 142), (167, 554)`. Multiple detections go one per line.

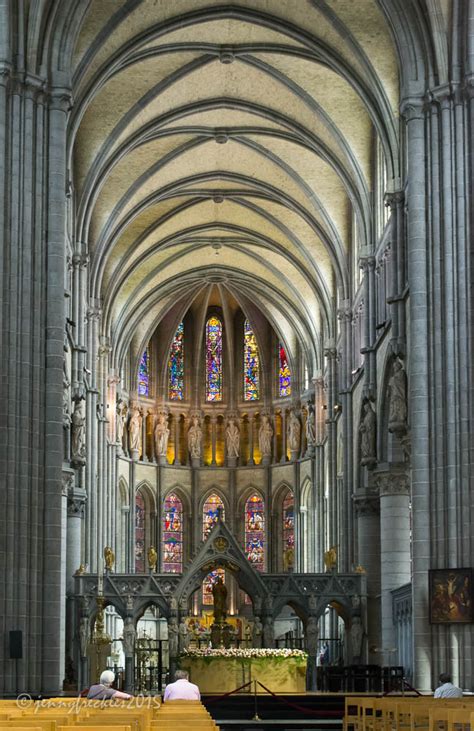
(71, 398), (86, 464)
(154, 412), (170, 459)
(187, 414), (202, 460)
(168, 617), (179, 657)
(287, 409), (301, 452)
(359, 399), (376, 466)
(351, 616), (364, 659)
(128, 406), (142, 454)
(258, 414), (273, 457)
(212, 576), (228, 623)
(179, 620), (190, 652)
(305, 616), (319, 656)
(283, 546), (294, 572)
(388, 358), (407, 432)
(263, 617), (274, 648)
(122, 618), (135, 656)
(305, 402), (316, 446)
(147, 546), (158, 572)
(116, 400), (128, 448)
(308, 594), (318, 613)
(225, 416), (240, 458)
(104, 546), (115, 571)
(252, 616), (263, 647)
(324, 545), (337, 572)
(79, 616), (90, 657)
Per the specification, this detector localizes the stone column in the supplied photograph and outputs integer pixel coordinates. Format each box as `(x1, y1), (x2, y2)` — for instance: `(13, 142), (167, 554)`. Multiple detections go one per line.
(385, 191), (406, 353)
(141, 410), (148, 462)
(324, 344), (338, 548)
(354, 493), (381, 663)
(280, 410), (287, 463)
(374, 468), (411, 666)
(174, 414), (180, 465)
(401, 98), (431, 690)
(359, 255), (377, 396)
(338, 301), (353, 571)
(211, 415), (217, 465)
(248, 414), (255, 465)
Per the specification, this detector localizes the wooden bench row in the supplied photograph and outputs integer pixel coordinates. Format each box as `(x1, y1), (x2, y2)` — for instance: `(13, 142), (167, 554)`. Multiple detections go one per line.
(0, 698), (218, 731)
(345, 695), (474, 731)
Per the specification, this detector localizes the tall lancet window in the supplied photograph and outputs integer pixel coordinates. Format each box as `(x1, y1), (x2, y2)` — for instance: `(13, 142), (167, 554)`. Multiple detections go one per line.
(244, 318), (260, 401)
(282, 489), (295, 570)
(206, 316), (223, 401)
(245, 493), (265, 571)
(202, 493), (225, 604)
(203, 493), (225, 538)
(162, 492), (183, 573)
(278, 342), (291, 398)
(135, 491), (145, 572)
(168, 322), (184, 400)
(138, 343), (150, 396)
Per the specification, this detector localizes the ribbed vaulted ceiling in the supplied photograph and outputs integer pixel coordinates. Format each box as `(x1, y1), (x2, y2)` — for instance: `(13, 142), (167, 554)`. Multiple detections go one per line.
(69, 0), (400, 376)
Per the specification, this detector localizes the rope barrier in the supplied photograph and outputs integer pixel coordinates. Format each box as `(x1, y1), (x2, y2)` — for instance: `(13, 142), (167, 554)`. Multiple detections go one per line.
(254, 680), (342, 717)
(203, 680), (253, 704)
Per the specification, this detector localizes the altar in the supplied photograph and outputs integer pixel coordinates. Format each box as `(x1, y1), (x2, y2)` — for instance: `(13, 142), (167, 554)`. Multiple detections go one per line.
(179, 649), (307, 694)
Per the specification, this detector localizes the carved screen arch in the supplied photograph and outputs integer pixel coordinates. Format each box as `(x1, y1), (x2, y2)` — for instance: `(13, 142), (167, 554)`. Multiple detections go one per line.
(162, 492), (183, 573)
(245, 493), (265, 571)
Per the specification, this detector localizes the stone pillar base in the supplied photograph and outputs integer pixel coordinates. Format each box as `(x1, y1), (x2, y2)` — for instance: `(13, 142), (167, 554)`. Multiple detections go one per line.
(227, 457), (237, 467)
(158, 455), (167, 465)
(261, 455), (271, 465)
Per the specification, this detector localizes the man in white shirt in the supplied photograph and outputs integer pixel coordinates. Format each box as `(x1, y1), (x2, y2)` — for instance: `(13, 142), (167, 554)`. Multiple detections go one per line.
(163, 669), (201, 701)
(434, 673), (463, 698)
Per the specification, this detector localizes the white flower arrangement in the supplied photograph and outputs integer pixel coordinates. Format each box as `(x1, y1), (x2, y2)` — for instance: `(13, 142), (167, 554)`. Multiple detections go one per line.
(180, 648), (307, 660)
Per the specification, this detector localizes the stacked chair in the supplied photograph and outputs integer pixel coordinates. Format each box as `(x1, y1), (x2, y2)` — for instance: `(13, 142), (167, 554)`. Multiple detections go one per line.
(0, 697), (219, 731)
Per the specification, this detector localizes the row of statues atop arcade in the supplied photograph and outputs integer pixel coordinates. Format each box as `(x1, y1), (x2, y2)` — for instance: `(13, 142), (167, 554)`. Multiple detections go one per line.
(115, 401), (317, 465)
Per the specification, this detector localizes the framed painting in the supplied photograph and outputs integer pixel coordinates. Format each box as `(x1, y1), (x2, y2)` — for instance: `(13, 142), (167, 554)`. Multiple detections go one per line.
(429, 568), (473, 623)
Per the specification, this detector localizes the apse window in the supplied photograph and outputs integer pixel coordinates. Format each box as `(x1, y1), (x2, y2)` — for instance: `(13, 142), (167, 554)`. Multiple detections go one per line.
(244, 318), (260, 401)
(206, 316), (223, 401)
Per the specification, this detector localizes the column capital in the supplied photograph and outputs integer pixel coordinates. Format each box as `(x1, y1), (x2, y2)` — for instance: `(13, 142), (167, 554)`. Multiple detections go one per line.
(353, 492), (379, 517)
(399, 96), (425, 121)
(358, 255), (376, 273)
(384, 190), (404, 210)
(373, 467), (410, 497)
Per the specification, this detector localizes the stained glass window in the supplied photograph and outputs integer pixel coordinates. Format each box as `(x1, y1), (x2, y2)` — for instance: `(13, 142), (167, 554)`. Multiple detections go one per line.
(168, 322), (184, 401)
(135, 491), (145, 572)
(138, 344), (150, 396)
(245, 493), (265, 571)
(244, 319), (260, 401)
(206, 316), (223, 401)
(203, 493), (225, 538)
(203, 568), (225, 606)
(162, 492), (183, 573)
(202, 493), (225, 603)
(283, 490), (295, 570)
(278, 343), (291, 398)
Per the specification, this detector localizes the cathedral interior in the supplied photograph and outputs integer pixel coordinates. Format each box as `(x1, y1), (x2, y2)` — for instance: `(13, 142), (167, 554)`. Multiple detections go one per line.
(0, 0), (473, 696)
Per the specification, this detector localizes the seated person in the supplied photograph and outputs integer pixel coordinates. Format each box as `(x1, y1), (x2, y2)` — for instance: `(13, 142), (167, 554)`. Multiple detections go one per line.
(163, 669), (200, 701)
(87, 670), (133, 700)
(434, 672), (463, 698)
